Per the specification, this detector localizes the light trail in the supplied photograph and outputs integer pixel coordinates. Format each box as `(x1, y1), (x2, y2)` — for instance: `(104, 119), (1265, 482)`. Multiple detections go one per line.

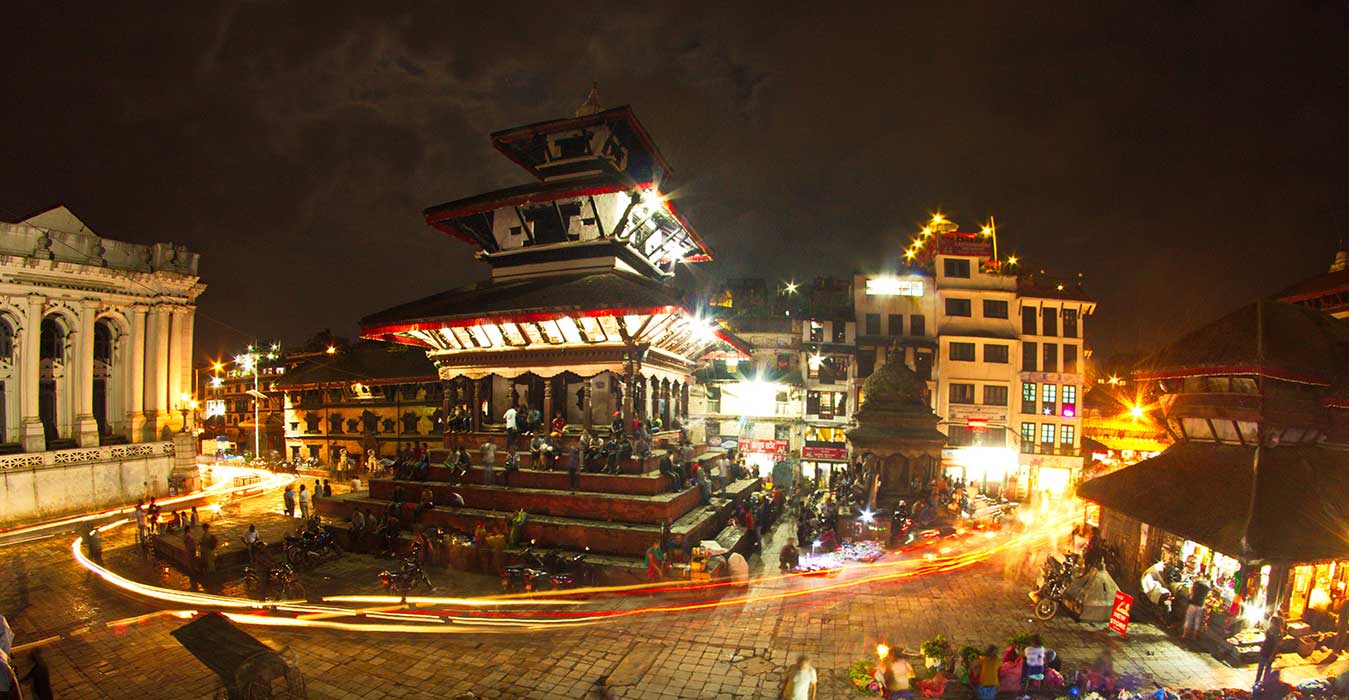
(70, 481), (1073, 635)
(1, 463), (294, 546)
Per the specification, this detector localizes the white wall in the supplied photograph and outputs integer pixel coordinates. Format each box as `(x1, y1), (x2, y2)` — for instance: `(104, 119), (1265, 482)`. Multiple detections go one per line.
(0, 442), (175, 526)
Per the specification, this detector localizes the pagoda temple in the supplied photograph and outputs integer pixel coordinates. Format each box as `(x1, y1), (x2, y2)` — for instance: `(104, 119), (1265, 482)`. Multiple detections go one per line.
(361, 87), (738, 435)
(321, 92), (759, 577)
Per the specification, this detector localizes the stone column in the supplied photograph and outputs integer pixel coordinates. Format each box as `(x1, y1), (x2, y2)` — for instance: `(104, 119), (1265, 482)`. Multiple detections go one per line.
(74, 299), (100, 447)
(20, 295), (45, 452)
(167, 306), (188, 417)
(127, 305), (148, 442)
(145, 305), (171, 438)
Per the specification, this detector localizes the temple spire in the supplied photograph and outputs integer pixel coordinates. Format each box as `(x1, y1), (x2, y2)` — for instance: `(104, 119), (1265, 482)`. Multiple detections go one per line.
(574, 82), (602, 117)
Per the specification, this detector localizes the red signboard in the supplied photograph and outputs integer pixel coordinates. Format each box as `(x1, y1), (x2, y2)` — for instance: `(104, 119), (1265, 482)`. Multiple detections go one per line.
(1108, 591), (1133, 636)
(801, 445), (848, 461)
(738, 438), (789, 455)
(936, 235), (993, 258)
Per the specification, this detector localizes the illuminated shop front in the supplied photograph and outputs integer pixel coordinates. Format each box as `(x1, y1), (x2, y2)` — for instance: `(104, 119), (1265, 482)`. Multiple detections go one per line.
(801, 426), (850, 487)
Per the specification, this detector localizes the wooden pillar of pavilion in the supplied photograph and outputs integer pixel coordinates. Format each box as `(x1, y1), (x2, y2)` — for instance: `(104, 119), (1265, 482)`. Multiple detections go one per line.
(543, 378), (554, 430)
(440, 380), (452, 448)
(582, 377), (593, 433)
(471, 379), (482, 432)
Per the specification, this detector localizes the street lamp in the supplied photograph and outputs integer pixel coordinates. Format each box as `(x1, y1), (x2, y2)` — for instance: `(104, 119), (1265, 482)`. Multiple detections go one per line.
(235, 349), (263, 459)
(177, 393), (199, 433)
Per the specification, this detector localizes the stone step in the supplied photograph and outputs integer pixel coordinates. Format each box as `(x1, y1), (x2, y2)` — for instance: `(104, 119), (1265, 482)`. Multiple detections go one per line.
(400, 467), (673, 496)
(319, 477), (763, 558)
(369, 479), (702, 524)
(319, 496), (732, 558)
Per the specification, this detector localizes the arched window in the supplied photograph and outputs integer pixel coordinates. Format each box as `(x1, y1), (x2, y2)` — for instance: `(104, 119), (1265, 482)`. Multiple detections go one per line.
(0, 319), (13, 359)
(40, 318), (65, 361)
(94, 322), (113, 364)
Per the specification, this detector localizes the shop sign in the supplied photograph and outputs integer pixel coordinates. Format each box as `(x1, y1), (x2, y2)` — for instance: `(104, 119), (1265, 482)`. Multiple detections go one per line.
(709, 436), (739, 451)
(802, 444), (848, 460)
(739, 438), (789, 455)
(1108, 591), (1133, 636)
(936, 237), (993, 258)
(948, 404), (1007, 424)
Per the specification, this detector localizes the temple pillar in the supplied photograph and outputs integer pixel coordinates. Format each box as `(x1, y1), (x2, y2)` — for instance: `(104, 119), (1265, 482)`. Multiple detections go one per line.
(471, 379), (482, 432)
(74, 299), (100, 447)
(582, 377), (593, 433)
(441, 380), (451, 448)
(20, 294), (45, 453)
(126, 305), (147, 443)
(543, 377), (554, 430)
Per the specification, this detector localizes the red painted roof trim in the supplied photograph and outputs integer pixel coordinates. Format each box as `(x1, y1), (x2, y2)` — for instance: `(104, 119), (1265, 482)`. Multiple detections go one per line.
(360, 305), (684, 341)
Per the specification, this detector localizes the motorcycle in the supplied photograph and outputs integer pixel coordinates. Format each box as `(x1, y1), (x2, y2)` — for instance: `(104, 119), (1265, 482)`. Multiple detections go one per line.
(283, 524), (342, 569)
(241, 563), (306, 601)
(538, 550), (594, 590)
(1029, 553), (1078, 620)
(501, 546), (549, 593)
(379, 554), (435, 598)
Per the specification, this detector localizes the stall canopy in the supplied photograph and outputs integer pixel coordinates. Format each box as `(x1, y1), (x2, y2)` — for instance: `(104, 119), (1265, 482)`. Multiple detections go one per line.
(1076, 442), (1349, 564)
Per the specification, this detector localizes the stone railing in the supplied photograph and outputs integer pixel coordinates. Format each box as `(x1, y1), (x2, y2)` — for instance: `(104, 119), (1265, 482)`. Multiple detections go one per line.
(0, 441), (174, 471)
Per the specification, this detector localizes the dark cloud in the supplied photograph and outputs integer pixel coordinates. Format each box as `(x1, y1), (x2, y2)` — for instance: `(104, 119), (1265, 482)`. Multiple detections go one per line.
(1, 1), (1345, 360)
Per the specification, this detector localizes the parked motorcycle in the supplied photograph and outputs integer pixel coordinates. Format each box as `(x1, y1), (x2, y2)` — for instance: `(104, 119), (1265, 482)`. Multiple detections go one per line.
(241, 563), (306, 601)
(283, 525), (342, 569)
(1029, 552), (1078, 620)
(501, 546), (549, 593)
(538, 550), (595, 590)
(379, 554), (434, 598)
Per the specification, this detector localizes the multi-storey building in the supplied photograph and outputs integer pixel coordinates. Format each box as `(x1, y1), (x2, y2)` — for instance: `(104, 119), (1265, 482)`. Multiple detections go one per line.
(692, 316), (800, 476)
(0, 206), (203, 524)
(799, 315), (855, 480)
(851, 213), (1095, 498)
(1014, 273), (1095, 495)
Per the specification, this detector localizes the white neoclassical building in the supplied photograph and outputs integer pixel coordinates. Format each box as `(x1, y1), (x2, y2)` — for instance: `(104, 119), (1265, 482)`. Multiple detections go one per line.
(0, 206), (204, 452)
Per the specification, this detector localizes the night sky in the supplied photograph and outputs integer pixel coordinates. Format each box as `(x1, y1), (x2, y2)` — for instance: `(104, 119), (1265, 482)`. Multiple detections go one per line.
(2, 2), (1346, 362)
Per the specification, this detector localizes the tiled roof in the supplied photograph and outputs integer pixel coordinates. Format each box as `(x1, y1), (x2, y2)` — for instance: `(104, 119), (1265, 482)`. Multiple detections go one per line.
(1134, 301), (1349, 385)
(1076, 441), (1349, 563)
(274, 341), (437, 390)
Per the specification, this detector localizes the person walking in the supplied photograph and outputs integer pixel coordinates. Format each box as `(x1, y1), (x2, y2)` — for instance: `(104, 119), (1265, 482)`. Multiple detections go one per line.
(1254, 615), (1285, 688)
(1183, 578), (1211, 640)
(312, 479), (323, 506)
(134, 502), (147, 546)
(566, 444), (581, 491)
(86, 527), (103, 565)
(200, 523), (219, 577)
(17, 646), (52, 700)
(298, 484), (311, 520)
(242, 524), (262, 564)
(783, 654), (817, 700)
(283, 485), (296, 518)
(480, 439), (497, 486)
(503, 404), (519, 451)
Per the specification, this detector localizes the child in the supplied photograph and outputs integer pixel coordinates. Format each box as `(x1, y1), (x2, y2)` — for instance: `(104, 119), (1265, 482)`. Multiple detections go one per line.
(977, 645), (999, 700)
(1023, 635), (1047, 690)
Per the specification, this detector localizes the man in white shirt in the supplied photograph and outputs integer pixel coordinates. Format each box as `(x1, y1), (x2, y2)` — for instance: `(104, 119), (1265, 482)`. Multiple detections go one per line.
(503, 405), (519, 451)
(783, 655), (816, 700)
